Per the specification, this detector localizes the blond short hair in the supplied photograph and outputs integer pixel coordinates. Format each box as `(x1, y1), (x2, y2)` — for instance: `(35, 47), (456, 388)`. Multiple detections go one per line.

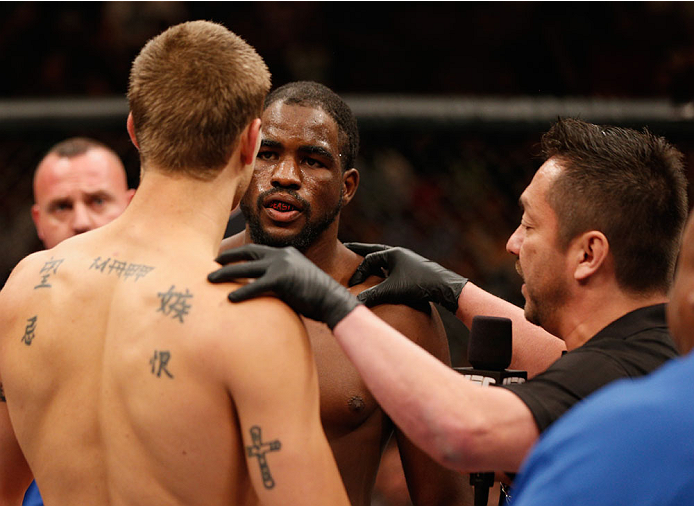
(128, 21), (271, 179)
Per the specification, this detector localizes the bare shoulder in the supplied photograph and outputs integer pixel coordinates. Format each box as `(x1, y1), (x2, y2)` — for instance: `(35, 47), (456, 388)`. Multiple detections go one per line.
(201, 278), (310, 353)
(200, 280), (315, 393)
(204, 280), (305, 335)
(351, 274), (449, 358)
(0, 250), (52, 311)
(2, 250), (50, 286)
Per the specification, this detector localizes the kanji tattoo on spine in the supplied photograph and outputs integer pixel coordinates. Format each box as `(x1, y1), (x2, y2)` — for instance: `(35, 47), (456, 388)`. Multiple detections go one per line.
(90, 256), (154, 281)
(156, 285), (193, 323)
(246, 426), (282, 489)
(35, 257), (64, 288)
(21, 316), (38, 345)
(0, 384), (6, 402)
(150, 350), (174, 378)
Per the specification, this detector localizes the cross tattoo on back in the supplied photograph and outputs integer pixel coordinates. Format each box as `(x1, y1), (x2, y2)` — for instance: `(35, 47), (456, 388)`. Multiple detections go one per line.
(246, 425), (282, 489)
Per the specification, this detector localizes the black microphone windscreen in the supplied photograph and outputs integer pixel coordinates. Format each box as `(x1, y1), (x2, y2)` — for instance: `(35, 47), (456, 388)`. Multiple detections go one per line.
(468, 315), (512, 371)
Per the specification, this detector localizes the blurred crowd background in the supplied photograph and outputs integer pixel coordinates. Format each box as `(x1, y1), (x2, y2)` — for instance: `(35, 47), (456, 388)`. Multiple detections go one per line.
(4, 1), (694, 349)
(0, 3), (693, 336)
(4, 3), (694, 505)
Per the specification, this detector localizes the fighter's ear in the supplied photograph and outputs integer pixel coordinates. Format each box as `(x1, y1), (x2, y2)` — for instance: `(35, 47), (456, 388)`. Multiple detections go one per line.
(341, 168), (359, 206)
(125, 188), (136, 204)
(573, 230), (609, 282)
(31, 204), (45, 243)
(127, 113), (140, 150)
(241, 118), (262, 166)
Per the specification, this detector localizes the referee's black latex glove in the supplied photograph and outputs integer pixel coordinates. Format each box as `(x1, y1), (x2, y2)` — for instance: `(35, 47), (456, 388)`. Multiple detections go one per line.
(208, 244), (361, 330)
(346, 243), (468, 313)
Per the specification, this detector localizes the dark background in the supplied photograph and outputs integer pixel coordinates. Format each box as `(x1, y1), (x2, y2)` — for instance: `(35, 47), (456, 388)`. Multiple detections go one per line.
(3, 2), (694, 364)
(4, 2), (694, 98)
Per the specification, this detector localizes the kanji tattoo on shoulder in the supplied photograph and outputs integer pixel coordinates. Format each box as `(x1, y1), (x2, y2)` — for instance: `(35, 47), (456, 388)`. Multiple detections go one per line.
(246, 426), (282, 489)
(0, 383), (5, 402)
(90, 256), (154, 282)
(35, 257), (64, 289)
(156, 285), (193, 323)
(21, 316), (38, 346)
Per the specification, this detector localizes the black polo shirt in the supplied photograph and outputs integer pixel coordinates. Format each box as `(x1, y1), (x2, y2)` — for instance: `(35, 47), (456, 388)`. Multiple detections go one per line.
(503, 304), (678, 433)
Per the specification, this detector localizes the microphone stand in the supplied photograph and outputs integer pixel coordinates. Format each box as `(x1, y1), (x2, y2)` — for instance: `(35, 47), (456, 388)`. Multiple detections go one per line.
(455, 315), (525, 506)
(470, 471), (494, 506)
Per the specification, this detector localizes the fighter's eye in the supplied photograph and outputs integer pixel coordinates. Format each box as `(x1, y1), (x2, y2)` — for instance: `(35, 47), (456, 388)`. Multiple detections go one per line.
(257, 151), (277, 161)
(303, 157), (325, 169)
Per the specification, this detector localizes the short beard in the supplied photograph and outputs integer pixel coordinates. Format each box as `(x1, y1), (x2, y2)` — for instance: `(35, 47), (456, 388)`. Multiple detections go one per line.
(241, 188), (343, 253)
(523, 281), (569, 333)
(524, 301), (543, 327)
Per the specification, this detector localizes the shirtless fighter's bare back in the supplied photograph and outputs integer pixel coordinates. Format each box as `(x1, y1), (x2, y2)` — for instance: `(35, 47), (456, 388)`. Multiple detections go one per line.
(0, 22), (349, 506)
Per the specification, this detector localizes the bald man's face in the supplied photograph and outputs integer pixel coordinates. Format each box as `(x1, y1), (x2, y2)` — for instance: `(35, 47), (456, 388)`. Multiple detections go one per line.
(31, 148), (135, 249)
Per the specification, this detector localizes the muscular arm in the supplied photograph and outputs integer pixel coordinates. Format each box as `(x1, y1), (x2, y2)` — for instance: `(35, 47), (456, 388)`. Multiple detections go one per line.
(457, 283), (565, 377)
(0, 386), (33, 506)
(334, 306), (539, 473)
(224, 299), (349, 506)
(372, 303), (472, 505)
(0, 262), (35, 505)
